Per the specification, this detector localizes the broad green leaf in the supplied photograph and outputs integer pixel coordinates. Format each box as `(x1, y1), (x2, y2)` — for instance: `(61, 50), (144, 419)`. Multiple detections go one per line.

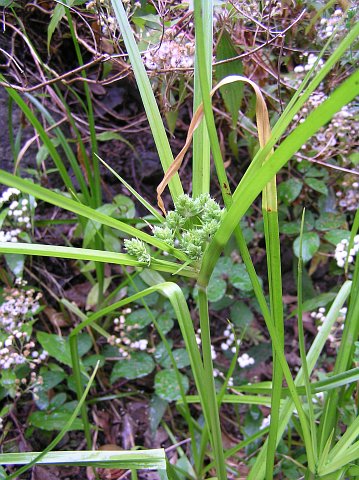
(206, 257), (232, 302)
(5, 253), (24, 277)
(104, 229), (122, 253)
(37, 332), (92, 367)
(230, 301), (254, 329)
(153, 340), (173, 363)
(111, 352), (154, 382)
(215, 30), (243, 127)
(35, 368), (67, 410)
(229, 264), (253, 292)
(207, 276), (227, 303)
(149, 395), (168, 436)
(305, 177), (328, 195)
(156, 345), (190, 369)
(305, 166), (327, 178)
(157, 312), (174, 335)
(83, 204), (117, 248)
(315, 212), (346, 231)
(278, 178), (303, 205)
(279, 221), (301, 235)
(0, 209), (8, 229)
(96, 131), (130, 143)
(48, 393), (67, 410)
(29, 407), (83, 432)
(113, 194), (136, 218)
(154, 369), (189, 402)
(349, 152), (359, 165)
(293, 232), (320, 263)
(127, 308), (152, 329)
(324, 229), (351, 245)
(0, 370), (17, 398)
(38, 369), (66, 391)
(86, 277), (112, 309)
(165, 110), (178, 135)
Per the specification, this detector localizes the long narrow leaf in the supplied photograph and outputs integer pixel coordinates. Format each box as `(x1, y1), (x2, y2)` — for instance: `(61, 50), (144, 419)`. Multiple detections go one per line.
(192, 0), (212, 196)
(0, 170), (188, 262)
(110, 0), (183, 201)
(201, 68), (359, 283)
(0, 449), (166, 470)
(248, 281), (352, 479)
(0, 243), (197, 278)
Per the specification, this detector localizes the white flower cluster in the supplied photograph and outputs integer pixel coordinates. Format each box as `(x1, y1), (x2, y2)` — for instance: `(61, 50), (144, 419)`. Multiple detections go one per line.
(144, 30), (194, 71)
(334, 236), (359, 268)
(213, 367), (234, 388)
(293, 91), (327, 128)
(336, 178), (359, 211)
(195, 328), (217, 360)
(318, 9), (344, 41)
(0, 285), (42, 332)
(0, 187), (20, 204)
(294, 95), (358, 161)
(7, 198), (31, 228)
(312, 306), (347, 348)
(107, 308), (148, 358)
(230, 0), (294, 19)
(0, 229), (21, 243)
(237, 352), (255, 368)
(311, 306), (326, 326)
(0, 188), (34, 243)
(0, 336), (47, 370)
(85, 0), (120, 36)
(293, 52), (324, 75)
(220, 324), (241, 353)
(0, 285), (46, 374)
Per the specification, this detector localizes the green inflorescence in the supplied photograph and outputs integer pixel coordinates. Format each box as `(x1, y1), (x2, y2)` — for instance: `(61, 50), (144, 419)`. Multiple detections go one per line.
(124, 194), (225, 266)
(124, 238), (152, 266)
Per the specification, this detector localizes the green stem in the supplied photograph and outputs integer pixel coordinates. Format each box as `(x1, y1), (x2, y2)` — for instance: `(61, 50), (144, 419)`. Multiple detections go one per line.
(318, 211), (359, 453)
(64, 7), (104, 305)
(64, 7), (100, 208)
(298, 210), (318, 462)
(193, 0), (231, 204)
(192, 0), (212, 197)
(69, 335), (92, 449)
(198, 287), (227, 480)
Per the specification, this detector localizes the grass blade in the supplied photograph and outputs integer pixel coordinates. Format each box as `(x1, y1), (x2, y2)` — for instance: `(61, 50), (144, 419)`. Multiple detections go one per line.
(248, 281), (352, 479)
(0, 449), (166, 470)
(110, 0), (183, 201)
(0, 170), (188, 261)
(201, 68), (359, 283)
(0, 243), (197, 278)
(297, 210), (317, 460)
(97, 154), (164, 223)
(192, 0), (212, 197)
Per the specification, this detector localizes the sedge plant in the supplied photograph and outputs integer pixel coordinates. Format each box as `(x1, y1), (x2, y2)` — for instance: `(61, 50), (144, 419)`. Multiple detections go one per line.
(0, 1), (358, 479)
